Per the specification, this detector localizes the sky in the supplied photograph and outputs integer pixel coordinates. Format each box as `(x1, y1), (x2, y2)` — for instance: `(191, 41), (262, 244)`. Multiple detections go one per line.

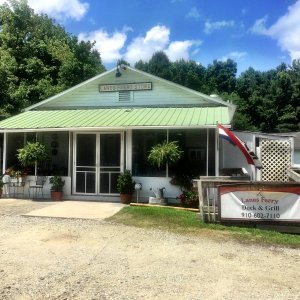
(1, 0), (300, 74)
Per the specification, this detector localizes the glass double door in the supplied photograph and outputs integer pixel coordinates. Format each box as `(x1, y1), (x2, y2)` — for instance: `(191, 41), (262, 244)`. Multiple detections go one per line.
(74, 133), (123, 195)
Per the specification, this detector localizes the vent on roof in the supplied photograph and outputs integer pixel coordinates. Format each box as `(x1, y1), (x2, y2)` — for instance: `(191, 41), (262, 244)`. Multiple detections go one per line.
(119, 91), (131, 102)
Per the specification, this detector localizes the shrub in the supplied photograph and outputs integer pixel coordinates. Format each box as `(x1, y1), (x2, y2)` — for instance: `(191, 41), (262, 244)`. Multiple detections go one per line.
(177, 190), (199, 208)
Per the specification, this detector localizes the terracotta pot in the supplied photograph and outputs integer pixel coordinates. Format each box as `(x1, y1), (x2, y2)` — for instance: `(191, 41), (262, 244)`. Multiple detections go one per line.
(120, 193), (132, 204)
(51, 191), (63, 201)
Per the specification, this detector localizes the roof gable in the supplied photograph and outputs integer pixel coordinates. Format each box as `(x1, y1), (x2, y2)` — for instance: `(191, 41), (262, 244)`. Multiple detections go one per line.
(26, 67), (235, 113)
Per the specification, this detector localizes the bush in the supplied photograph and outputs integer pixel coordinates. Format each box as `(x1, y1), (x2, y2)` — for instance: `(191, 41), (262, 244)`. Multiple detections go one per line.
(177, 190), (199, 208)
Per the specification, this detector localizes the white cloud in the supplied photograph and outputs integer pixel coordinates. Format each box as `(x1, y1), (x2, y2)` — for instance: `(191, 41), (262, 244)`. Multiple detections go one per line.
(204, 20), (235, 34)
(251, 1), (300, 61)
(78, 25), (201, 65)
(221, 51), (247, 61)
(250, 16), (268, 34)
(78, 29), (127, 64)
(0, 0), (89, 21)
(124, 25), (201, 64)
(186, 7), (200, 20)
(267, 0), (300, 61)
(30, 0), (89, 21)
(124, 26), (170, 63)
(166, 41), (195, 61)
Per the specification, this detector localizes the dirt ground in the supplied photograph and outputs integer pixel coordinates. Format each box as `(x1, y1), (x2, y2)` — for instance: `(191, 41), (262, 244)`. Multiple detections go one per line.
(0, 199), (299, 300)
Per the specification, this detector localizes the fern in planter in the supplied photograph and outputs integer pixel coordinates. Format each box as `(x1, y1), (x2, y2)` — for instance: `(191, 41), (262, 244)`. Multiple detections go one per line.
(148, 140), (183, 168)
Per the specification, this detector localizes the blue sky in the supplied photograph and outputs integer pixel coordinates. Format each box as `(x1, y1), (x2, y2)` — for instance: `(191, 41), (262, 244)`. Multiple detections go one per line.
(2, 0), (300, 74)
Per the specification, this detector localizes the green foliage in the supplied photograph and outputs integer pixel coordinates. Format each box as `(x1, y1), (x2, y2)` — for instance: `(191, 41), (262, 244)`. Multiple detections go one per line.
(177, 190), (199, 208)
(135, 51), (172, 80)
(148, 141), (183, 168)
(135, 52), (300, 133)
(205, 59), (237, 94)
(0, 0), (105, 116)
(17, 141), (48, 167)
(117, 170), (135, 194)
(49, 175), (65, 192)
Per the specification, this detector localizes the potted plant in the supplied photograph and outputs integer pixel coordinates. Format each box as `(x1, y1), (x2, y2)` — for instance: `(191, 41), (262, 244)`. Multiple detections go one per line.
(17, 141), (48, 176)
(148, 140), (183, 168)
(117, 170), (135, 204)
(49, 175), (65, 200)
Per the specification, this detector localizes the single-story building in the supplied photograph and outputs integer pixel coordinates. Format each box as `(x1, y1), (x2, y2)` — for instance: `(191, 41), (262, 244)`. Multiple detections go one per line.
(0, 66), (294, 201)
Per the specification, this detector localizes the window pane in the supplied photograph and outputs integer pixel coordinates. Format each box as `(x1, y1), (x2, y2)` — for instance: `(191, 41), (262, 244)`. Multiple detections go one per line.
(100, 173), (109, 193)
(86, 172), (96, 193)
(76, 134), (96, 167)
(169, 129), (211, 187)
(38, 132), (70, 176)
(132, 130), (167, 177)
(100, 134), (120, 167)
(7, 133), (24, 170)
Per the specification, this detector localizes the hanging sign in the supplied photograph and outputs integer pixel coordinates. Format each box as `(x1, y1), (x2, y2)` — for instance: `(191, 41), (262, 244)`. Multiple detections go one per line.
(219, 185), (300, 221)
(99, 82), (152, 92)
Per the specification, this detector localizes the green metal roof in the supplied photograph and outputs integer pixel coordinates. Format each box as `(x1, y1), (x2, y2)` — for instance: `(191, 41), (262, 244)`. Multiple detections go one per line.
(0, 107), (230, 130)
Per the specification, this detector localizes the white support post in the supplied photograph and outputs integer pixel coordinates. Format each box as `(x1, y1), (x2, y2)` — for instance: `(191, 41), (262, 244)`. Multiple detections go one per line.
(125, 130), (132, 171)
(215, 127), (219, 176)
(2, 132), (7, 174)
(206, 128), (209, 175)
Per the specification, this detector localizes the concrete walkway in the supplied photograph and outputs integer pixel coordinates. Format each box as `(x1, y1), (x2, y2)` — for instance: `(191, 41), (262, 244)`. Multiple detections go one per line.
(23, 201), (126, 220)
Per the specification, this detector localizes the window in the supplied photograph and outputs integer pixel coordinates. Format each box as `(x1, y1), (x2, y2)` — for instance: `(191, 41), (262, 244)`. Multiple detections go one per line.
(132, 130), (167, 177)
(38, 132), (69, 176)
(132, 129), (216, 178)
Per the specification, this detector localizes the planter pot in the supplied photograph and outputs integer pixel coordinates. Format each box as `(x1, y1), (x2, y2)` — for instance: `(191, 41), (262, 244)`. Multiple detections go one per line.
(120, 193), (133, 204)
(51, 191), (63, 201)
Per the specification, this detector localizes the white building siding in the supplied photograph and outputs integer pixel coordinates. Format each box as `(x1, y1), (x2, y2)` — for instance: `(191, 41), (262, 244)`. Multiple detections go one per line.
(38, 69), (219, 109)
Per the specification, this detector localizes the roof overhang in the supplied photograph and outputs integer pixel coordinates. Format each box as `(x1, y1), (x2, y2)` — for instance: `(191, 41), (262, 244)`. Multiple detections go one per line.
(0, 107), (232, 132)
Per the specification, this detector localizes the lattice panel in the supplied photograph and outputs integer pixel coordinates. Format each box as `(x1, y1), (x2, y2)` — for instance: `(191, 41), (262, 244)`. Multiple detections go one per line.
(261, 139), (291, 181)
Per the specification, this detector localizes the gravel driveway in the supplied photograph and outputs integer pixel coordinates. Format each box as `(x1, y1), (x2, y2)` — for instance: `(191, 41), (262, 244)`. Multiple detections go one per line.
(0, 200), (299, 299)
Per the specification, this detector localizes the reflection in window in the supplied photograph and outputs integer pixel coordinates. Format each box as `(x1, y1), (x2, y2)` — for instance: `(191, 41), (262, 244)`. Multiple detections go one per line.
(38, 132), (69, 176)
(132, 129), (216, 178)
(132, 130), (167, 177)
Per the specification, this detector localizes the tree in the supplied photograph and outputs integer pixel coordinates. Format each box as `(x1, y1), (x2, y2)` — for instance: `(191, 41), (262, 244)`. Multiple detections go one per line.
(136, 52), (299, 133)
(135, 51), (172, 80)
(170, 59), (206, 92)
(205, 59), (237, 94)
(0, 0), (105, 116)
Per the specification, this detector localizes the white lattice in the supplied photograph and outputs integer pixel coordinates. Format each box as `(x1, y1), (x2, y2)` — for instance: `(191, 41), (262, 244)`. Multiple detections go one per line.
(261, 139), (291, 181)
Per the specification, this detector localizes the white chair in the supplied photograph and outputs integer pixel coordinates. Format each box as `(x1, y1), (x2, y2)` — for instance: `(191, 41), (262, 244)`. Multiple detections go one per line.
(2, 174), (11, 197)
(28, 176), (47, 199)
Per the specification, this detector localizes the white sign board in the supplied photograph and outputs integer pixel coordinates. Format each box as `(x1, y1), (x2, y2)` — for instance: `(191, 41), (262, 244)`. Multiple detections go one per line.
(99, 82), (152, 92)
(220, 186), (300, 221)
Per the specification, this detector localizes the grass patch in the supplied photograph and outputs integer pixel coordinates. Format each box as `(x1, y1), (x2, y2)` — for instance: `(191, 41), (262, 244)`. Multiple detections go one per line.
(108, 206), (300, 247)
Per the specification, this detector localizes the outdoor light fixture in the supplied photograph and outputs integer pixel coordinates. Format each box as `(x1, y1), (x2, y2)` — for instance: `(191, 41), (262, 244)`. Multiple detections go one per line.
(115, 63), (127, 78)
(115, 65), (122, 77)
